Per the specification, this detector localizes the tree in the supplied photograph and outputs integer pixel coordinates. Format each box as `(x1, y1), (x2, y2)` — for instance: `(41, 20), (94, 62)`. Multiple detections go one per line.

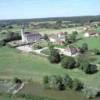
(49, 49), (61, 63)
(72, 31), (78, 36)
(0, 40), (6, 46)
(14, 77), (22, 84)
(78, 58), (97, 74)
(93, 49), (100, 55)
(43, 76), (49, 89)
(64, 32), (69, 45)
(83, 64), (97, 74)
(48, 42), (54, 51)
(81, 43), (88, 51)
(61, 56), (76, 69)
(49, 75), (65, 90)
(55, 20), (62, 29)
(63, 74), (73, 88)
(43, 34), (49, 41)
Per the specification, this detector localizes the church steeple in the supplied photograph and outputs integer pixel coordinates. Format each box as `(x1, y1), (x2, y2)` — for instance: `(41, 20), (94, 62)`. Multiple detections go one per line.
(21, 25), (26, 42)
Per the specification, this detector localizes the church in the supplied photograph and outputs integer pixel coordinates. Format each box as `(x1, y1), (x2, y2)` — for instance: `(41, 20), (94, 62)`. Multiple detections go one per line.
(21, 27), (42, 43)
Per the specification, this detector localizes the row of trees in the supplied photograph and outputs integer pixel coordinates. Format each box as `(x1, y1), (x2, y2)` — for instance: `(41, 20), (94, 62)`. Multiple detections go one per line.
(0, 32), (21, 47)
(43, 74), (83, 91)
(64, 31), (78, 45)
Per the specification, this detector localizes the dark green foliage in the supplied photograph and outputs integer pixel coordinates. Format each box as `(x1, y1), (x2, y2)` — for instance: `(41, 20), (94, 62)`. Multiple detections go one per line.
(64, 31), (78, 45)
(83, 64), (97, 74)
(43, 76), (49, 89)
(4, 32), (21, 42)
(49, 49), (61, 63)
(63, 74), (73, 88)
(81, 43), (88, 51)
(72, 79), (83, 91)
(72, 31), (78, 35)
(48, 42), (54, 51)
(43, 34), (49, 41)
(0, 40), (6, 46)
(43, 75), (84, 92)
(33, 43), (42, 49)
(93, 49), (100, 55)
(43, 76), (49, 84)
(55, 20), (62, 29)
(61, 56), (76, 69)
(79, 58), (97, 74)
(14, 77), (22, 84)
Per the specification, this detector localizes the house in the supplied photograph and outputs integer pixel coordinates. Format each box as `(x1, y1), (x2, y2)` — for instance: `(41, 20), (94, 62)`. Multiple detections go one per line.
(84, 30), (98, 37)
(21, 27), (42, 43)
(49, 32), (66, 45)
(62, 45), (79, 57)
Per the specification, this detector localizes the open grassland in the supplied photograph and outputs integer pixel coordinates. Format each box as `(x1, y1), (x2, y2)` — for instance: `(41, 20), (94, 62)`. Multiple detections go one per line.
(1, 26), (83, 35)
(0, 46), (100, 89)
(75, 37), (100, 49)
(74, 37), (100, 63)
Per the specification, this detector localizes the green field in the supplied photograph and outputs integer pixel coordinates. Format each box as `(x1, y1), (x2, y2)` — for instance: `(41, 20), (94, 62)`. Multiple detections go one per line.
(0, 46), (67, 81)
(0, 46), (100, 89)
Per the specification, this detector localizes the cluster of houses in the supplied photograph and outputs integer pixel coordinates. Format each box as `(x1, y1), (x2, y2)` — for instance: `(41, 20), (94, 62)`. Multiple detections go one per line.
(20, 26), (99, 57)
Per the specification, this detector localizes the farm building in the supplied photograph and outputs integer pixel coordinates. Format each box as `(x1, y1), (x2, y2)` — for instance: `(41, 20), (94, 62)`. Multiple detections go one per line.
(84, 31), (98, 37)
(62, 45), (79, 57)
(49, 32), (66, 45)
(21, 27), (42, 43)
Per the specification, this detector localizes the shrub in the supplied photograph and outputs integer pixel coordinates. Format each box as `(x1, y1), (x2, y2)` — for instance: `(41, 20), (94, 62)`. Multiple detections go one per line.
(82, 87), (99, 99)
(14, 77), (22, 84)
(93, 49), (100, 55)
(62, 74), (73, 88)
(72, 79), (83, 91)
(0, 40), (6, 46)
(81, 43), (88, 51)
(83, 64), (97, 74)
(49, 49), (61, 63)
(61, 56), (76, 69)
(43, 76), (49, 89)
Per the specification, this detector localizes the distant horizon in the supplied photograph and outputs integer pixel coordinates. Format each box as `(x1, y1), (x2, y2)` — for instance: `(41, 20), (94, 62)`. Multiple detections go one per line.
(0, 14), (100, 21)
(0, 0), (100, 20)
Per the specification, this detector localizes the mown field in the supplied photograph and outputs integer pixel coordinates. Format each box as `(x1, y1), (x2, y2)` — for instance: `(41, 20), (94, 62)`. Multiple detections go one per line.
(0, 46), (100, 89)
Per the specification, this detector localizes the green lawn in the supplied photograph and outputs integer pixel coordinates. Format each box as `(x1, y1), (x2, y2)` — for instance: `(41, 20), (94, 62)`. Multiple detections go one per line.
(74, 37), (100, 63)
(74, 37), (100, 49)
(0, 46), (100, 89)
(0, 46), (67, 81)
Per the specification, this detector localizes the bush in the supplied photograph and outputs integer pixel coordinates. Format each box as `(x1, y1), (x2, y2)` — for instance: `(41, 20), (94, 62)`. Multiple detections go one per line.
(43, 75), (84, 92)
(44, 75), (65, 90)
(43, 76), (49, 89)
(4, 32), (21, 42)
(62, 74), (73, 88)
(81, 43), (88, 51)
(61, 56), (76, 69)
(14, 77), (22, 84)
(82, 87), (99, 99)
(72, 79), (83, 91)
(83, 64), (97, 74)
(0, 40), (6, 46)
(49, 49), (61, 63)
(93, 49), (100, 55)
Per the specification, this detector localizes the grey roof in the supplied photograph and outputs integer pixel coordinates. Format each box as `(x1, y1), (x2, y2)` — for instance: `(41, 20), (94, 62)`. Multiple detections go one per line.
(24, 32), (42, 43)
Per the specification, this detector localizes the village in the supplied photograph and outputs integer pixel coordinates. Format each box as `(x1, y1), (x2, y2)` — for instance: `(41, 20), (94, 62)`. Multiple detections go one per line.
(0, 18), (100, 100)
(7, 24), (100, 58)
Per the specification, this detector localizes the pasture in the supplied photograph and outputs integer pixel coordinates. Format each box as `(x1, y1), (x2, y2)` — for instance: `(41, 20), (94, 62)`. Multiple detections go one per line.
(0, 46), (100, 89)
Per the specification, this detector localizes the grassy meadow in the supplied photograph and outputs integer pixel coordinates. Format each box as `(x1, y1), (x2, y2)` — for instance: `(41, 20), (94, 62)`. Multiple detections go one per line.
(0, 46), (100, 89)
